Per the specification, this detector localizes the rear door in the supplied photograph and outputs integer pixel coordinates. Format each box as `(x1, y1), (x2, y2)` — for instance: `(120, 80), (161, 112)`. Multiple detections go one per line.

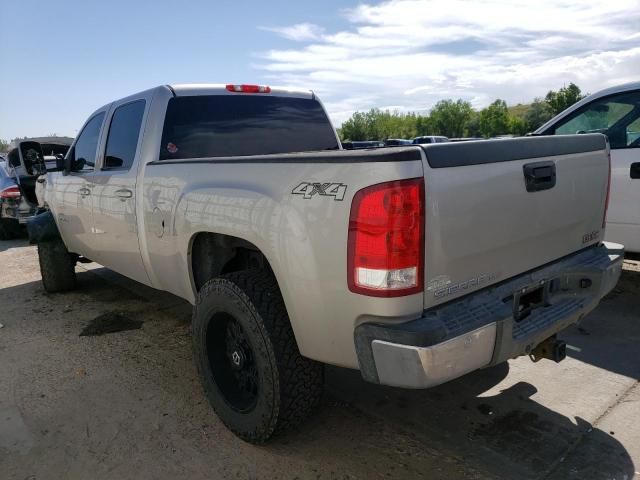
(548, 89), (640, 251)
(90, 97), (149, 284)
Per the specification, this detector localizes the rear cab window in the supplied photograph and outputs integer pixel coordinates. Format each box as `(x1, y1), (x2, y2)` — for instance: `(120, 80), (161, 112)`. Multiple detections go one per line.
(159, 95), (339, 160)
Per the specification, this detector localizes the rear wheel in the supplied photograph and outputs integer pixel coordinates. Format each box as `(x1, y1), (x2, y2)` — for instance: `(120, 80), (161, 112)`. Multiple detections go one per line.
(38, 238), (78, 292)
(192, 270), (323, 443)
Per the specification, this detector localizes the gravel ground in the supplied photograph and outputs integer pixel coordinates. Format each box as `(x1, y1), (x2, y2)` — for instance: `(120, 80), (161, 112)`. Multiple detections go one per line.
(0, 239), (638, 480)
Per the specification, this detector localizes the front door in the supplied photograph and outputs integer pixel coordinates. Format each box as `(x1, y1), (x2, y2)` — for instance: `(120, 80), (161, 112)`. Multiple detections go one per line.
(90, 98), (150, 284)
(51, 112), (106, 258)
(550, 89), (640, 252)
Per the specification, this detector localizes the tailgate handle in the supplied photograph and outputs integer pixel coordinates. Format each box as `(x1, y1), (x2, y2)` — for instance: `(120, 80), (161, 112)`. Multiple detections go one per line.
(630, 162), (640, 179)
(523, 161), (556, 192)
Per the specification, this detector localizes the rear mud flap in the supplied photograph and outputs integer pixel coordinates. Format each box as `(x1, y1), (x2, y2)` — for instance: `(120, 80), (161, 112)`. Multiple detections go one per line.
(27, 211), (60, 244)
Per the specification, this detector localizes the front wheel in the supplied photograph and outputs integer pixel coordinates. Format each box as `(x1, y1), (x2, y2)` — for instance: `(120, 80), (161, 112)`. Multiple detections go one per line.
(192, 270), (323, 443)
(37, 238), (78, 292)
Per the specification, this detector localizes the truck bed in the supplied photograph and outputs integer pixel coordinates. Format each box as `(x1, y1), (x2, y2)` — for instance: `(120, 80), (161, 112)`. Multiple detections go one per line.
(138, 134), (610, 367)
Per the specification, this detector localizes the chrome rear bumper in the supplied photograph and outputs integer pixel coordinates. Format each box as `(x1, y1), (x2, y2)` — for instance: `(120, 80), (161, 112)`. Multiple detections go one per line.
(371, 323), (497, 388)
(354, 242), (624, 389)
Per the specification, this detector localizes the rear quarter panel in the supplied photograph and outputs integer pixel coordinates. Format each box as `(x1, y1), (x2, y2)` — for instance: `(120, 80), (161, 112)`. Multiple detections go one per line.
(140, 155), (424, 368)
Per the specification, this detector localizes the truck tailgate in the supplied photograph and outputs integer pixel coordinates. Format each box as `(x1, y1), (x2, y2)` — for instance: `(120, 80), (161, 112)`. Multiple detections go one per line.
(421, 134), (609, 309)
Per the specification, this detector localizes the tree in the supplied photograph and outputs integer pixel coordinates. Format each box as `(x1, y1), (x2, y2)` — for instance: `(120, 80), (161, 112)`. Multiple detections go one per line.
(340, 108), (423, 141)
(508, 115), (528, 136)
(0, 139), (9, 153)
(340, 111), (369, 141)
(414, 115), (432, 136)
(524, 98), (554, 132)
(464, 111), (482, 137)
(545, 83), (585, 115)
(429, 99), (473, 138)
(479, 99), (509, 138)
(338, 83), (584, 141)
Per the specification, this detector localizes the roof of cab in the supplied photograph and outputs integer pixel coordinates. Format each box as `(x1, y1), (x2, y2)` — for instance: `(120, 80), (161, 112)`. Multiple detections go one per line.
(581, 81), (640, 100)
(168, 83), (314, 99)
(84, 83), (317, 126)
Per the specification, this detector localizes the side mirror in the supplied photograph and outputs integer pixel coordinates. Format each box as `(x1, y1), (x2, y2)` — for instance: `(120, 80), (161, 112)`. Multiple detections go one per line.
(104, 156), (123, 168)
(55, 154), (65, 171)
(63, 147), (74, 175)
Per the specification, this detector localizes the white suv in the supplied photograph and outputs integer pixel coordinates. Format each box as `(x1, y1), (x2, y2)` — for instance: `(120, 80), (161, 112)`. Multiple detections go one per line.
(537, 81), (640, 252)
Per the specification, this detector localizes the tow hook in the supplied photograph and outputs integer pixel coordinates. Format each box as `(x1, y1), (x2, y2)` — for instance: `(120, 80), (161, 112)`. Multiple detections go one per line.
(529, 335), (567, 363)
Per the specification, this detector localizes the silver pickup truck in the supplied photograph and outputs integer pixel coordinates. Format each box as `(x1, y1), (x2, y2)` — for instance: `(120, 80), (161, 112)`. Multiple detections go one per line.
(31, 84), (623, 442)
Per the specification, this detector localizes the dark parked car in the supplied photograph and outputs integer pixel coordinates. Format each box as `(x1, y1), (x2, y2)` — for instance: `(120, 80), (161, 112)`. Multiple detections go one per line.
(342, 140), (385, 150)
(384, 138), (413, 146)
(0, 160), (23, 239)
(0, 137), (72, 239)
(412, 135), (449, 144)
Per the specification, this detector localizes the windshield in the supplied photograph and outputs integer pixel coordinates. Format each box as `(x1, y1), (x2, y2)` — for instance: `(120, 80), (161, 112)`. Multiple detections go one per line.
(160, 95), (339, 160)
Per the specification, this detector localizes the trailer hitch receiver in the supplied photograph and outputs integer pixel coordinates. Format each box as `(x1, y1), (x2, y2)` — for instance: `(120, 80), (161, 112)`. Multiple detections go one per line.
(529, 335), (567, 363)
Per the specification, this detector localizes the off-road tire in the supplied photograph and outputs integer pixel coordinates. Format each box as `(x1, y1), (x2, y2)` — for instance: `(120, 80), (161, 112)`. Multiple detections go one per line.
(38, 238), (77, 292)
(192, 270), (324, 443)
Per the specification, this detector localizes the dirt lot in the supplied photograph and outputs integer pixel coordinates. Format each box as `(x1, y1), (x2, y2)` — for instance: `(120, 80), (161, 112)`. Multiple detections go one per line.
(1, 239), (639, 480)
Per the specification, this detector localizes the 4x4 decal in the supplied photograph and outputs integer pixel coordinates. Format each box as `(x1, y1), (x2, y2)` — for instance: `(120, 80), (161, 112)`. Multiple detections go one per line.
(291, 182), (347, 201)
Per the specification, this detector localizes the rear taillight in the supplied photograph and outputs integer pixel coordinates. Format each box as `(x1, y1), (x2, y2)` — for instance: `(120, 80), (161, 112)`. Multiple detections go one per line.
(602, 151), (611, 229)
(0, 186), (21, 199)
(348, 178), (425, 297)
(225, 84), (271, 94)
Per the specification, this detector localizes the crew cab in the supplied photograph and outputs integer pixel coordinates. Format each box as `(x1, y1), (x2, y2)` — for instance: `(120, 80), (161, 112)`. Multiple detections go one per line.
(536, 81), (640, 252)
(31, 84), (623, 443)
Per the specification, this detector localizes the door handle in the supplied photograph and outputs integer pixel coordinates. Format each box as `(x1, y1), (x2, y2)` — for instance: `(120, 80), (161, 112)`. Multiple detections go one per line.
(78, 188), (91, 196)
(630, 162), (640, 179)
(115, 189), (133, 200)
(523, 161), (556, 192)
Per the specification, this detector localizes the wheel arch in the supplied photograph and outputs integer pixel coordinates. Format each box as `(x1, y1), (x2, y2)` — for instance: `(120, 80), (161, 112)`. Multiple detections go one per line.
(188, 230), (278, 293)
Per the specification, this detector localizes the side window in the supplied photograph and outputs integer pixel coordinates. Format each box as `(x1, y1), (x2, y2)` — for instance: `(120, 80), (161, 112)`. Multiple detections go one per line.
(554, 91), (640, 149)
(70, 112), (105, 172)
(627, 116), (640, 147)
(103, 100), (146, 170)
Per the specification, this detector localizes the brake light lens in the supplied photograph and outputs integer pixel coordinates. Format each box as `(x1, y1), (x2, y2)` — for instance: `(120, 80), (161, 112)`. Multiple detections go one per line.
(225, 84), (271, 94)
(603, 151), (611, 229)
(0, 186), (21, 199)
(348, 178), (425, 297)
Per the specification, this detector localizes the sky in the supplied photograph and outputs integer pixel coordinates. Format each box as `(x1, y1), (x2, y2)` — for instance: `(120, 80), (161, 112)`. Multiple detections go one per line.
(1, 0), (639, 140)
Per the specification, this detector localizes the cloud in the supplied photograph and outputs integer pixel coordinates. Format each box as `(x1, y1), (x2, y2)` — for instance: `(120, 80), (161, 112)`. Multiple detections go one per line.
(260, 23), (324, 42)
(256, 0), (640, 125)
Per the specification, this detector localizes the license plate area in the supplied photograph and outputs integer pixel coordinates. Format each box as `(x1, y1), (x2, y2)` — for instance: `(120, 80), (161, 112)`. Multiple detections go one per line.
(511, 282), (551, 322)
